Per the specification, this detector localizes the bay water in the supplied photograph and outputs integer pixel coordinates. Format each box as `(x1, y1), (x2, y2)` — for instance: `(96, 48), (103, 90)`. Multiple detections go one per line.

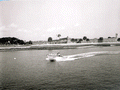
(0, 46), (120, 90)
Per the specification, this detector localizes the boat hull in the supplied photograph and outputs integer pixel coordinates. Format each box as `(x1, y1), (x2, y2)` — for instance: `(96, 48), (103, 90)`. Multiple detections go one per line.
(49, 59), (56, 62)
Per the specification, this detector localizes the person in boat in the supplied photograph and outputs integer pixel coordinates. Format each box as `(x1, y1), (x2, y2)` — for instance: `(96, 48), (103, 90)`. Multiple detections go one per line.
(57, 52), (61, 57)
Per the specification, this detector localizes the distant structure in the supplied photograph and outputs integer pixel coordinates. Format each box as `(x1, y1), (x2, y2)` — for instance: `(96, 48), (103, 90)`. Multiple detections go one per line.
(116, 33), (118, 38)
(67, 36), (71, 43)
(50, 36), (69, 44)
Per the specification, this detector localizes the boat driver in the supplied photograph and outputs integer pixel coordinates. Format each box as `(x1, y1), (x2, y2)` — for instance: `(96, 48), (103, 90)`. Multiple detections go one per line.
(57, 52), (61, 56)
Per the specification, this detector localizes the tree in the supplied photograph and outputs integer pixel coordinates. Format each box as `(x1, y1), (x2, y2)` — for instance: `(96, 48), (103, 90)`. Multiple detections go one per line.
(0, 37), (25, 45)
(13, 40), (18, 44)
(71, 38), (75, 42)
(86, 38), (90, 42)
(83, 36), (87, 40)
(28, 40), (32, 44)
(98, 37), (103, 42)
(57, 34), (61, 37)
(25, 40), (33, 44)
(108, 37), (111, 38)
(77, 38), (83, 43)
(117, 38), (120, 42)
(57, 34), (61, 39)
(74, 39), (77, 42)
(18, 40), (25, 45)
(48, 37), (52, 43)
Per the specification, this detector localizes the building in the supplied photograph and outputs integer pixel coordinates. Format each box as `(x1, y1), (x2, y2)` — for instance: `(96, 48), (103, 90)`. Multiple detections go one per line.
(51, 36), (71, 44)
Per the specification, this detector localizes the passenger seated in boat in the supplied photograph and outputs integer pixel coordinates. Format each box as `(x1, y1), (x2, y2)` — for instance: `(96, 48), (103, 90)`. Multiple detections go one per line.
(57, 52), (61, 57)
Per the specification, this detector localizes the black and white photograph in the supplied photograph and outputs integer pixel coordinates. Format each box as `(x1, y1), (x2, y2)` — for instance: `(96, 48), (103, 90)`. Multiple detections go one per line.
(0, 0), (120, 89)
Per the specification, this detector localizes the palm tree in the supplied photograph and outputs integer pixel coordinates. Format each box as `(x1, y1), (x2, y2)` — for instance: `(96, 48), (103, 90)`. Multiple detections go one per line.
(57, 34), (61, 39)
(48, 37), (52, 44)
(83, 36), (87, 41)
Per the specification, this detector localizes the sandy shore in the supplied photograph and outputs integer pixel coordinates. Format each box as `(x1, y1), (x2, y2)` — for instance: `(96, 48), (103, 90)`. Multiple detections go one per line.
(0, 42), (120, 51)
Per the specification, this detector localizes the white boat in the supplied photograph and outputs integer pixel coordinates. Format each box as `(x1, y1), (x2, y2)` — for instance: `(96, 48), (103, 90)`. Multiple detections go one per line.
(46, 53), (61, 62)
(46, 53), (76, 62)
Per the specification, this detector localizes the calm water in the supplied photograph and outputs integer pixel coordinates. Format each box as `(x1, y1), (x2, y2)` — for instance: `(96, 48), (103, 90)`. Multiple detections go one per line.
(0, 46), (120, 90)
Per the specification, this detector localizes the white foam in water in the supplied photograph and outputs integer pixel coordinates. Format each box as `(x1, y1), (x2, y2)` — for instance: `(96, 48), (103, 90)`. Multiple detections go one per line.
(56, 57), (77, 62)
(60, 51), (120, 61)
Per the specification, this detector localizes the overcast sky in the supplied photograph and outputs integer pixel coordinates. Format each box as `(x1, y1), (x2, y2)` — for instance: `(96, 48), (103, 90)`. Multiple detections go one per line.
(0, 0), (120, 41)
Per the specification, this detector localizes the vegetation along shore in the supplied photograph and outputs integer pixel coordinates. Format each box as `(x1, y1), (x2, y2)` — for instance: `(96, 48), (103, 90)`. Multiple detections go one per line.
(0, 35), (120, 51)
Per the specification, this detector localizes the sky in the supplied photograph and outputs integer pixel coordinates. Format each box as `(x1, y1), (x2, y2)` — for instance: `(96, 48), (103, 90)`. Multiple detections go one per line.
(0, 0), (120, 41)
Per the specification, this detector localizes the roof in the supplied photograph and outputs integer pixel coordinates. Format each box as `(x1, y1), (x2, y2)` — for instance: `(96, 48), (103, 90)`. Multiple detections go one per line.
(59, 37), (68, 40)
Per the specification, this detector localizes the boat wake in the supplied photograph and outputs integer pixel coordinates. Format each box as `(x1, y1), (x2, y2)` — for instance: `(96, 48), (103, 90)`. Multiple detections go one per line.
(54, 51), (120, 62)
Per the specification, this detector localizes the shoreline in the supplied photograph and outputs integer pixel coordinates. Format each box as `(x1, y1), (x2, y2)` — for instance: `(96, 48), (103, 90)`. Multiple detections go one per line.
(0, 42), (120, 51)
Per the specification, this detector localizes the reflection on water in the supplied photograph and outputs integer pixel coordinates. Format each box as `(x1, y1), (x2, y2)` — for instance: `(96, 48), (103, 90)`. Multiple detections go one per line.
(0, 46), (120, 89)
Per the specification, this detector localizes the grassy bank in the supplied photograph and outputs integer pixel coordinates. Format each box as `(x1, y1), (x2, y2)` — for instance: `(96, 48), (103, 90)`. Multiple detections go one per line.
(0, 42), (120, 51)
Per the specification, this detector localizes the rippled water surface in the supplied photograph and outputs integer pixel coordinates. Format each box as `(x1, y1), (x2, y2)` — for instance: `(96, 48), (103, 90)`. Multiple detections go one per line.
(1, 46), (120, 89)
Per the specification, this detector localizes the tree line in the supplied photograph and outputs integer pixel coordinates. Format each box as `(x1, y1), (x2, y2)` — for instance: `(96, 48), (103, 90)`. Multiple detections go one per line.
(0, 37), (32, 45)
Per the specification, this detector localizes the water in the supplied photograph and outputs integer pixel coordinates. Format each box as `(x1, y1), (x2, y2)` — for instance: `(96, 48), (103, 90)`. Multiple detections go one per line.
(0, 46), (120, 90)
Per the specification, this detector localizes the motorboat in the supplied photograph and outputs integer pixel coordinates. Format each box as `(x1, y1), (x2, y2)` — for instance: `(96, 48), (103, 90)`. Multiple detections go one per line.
(46, 53), (76, 62)
(46, 53), (62, 62)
